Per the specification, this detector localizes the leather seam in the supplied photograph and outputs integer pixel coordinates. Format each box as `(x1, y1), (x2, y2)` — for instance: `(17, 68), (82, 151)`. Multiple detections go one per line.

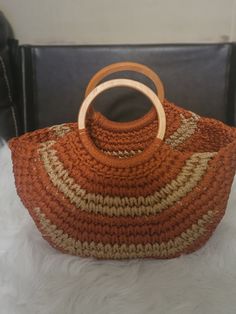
(21, 48), (27, 133)
(0, 55), (19, 136)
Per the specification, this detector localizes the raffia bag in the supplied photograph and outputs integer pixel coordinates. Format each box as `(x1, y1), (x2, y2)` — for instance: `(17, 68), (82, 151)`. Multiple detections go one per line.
(9, 62), (236, 259)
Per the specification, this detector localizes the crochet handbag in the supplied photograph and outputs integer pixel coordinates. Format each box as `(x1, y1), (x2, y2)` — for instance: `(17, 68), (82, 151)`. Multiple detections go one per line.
(9, 62), (236, 259)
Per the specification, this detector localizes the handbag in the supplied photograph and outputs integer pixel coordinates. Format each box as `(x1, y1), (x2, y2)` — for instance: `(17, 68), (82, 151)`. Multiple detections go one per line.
(9, 62), (236, 259)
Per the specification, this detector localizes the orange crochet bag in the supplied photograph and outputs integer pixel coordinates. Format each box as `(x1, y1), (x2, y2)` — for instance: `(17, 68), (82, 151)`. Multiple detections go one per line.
(9, 62), (236, 259)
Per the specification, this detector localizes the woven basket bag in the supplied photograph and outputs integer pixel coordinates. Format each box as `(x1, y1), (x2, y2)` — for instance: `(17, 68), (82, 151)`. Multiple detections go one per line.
(9, 62), (236, 259)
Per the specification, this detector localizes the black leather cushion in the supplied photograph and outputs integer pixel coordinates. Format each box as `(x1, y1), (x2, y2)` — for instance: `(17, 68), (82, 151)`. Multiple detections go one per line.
(19, 44), (236, 133)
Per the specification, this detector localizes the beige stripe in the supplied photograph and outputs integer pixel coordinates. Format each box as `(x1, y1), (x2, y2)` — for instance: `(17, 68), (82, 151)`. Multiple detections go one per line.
(50, 124), (71, 137)
(101, 149), (143, 159)
(49, 112), (199, 157)
(101, 112), (200, 157)
(165, 113), (199, 148)
(34, 207), (216, 259)
(38, 141), (216, 217)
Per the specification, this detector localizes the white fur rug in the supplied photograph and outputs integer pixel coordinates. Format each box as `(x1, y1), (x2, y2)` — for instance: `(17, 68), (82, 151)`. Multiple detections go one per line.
(0, 143), (236, 314)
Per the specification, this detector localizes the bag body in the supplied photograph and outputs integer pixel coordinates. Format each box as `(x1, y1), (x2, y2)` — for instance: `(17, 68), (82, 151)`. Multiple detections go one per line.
(8, 63), (236, 259)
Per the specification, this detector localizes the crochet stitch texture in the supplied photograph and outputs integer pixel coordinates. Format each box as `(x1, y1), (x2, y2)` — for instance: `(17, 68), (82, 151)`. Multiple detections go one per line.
(9, 100), (236, 259)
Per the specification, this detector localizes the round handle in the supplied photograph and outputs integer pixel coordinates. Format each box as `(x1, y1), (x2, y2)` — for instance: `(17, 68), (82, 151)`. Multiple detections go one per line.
(85, 61), (165, 102)
(78, 79), (166, 140)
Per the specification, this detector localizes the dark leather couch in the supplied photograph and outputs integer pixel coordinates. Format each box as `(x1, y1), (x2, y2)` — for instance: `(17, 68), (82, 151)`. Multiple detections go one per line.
(1, 36), (236, 141)
(0, 12), (19, 141)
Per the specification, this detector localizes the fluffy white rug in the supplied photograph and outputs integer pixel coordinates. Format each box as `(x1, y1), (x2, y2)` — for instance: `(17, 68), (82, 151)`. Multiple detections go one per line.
(0, 143), (236, 314)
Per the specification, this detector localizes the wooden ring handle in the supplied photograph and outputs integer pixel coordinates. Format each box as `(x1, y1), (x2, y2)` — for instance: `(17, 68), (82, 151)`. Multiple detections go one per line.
(78, 79), (166, 140)
(85, 62), (165, 102)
